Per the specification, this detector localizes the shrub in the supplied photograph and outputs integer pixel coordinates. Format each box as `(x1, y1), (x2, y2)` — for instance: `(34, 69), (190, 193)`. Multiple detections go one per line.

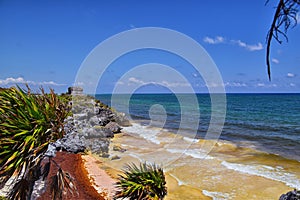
(115, 162), (167, 200)
(0, 86), (71, 199)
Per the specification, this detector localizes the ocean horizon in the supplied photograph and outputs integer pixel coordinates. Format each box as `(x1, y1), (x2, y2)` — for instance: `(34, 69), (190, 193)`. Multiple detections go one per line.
(96, 93), (300, 161)
(95, 93), (300, 199)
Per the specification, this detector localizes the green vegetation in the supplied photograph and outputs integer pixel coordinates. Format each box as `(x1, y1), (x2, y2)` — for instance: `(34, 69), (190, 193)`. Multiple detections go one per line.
(0, 86), (73, 200)
(115, 162), (167, 200)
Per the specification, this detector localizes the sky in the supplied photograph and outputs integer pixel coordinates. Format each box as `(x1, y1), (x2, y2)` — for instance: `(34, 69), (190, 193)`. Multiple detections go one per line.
(0, 0), (300, 94)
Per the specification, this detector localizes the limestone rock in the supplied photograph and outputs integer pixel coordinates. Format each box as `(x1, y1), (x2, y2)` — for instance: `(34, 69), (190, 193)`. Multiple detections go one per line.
(89, 116), (99, 126)
(111, 155), (121, 160)
(115, 112), (132, 127)
(279, 189), (300, 200)
(113, 144), (126, 152)
(105, 121), (122, 133)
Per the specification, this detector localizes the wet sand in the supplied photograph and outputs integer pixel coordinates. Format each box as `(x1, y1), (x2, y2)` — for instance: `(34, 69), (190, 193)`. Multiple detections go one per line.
(36, 124), (300, 199)
(101, 125), (300, 200)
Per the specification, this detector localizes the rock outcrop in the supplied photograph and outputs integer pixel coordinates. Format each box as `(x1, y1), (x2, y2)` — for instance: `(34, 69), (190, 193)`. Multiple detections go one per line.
(2, 92), (130, 199)
(45, 94), (131, 158)
(279, 189), (300, 200)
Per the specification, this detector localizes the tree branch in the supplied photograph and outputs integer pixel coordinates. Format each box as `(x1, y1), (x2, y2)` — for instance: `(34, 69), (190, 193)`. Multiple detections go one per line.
(266, 0), (299, 80)
(266, 0), (284, 81)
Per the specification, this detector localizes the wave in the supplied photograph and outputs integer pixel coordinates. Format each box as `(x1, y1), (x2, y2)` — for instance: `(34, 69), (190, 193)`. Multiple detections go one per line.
(183, 136), (200, 143)
(221, 161), (300, 189)
(202, 190), (230, 200)
(168, 173), (185, 186)
(166, 148), (214, 160)
(122, 123), (161, 144)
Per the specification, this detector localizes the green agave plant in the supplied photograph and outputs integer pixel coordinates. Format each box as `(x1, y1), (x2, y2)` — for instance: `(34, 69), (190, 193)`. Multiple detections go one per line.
(0, 86), (74, 200)
(115, 162), (167, 200)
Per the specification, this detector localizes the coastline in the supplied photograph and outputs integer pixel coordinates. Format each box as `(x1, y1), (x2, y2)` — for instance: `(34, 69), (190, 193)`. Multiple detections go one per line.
(97, 121), (300, 199)
(81, 153), (116, 199)
(37, 93), (300, 199)
(2, 90), (299, 199)
(87, 137), (211, 200)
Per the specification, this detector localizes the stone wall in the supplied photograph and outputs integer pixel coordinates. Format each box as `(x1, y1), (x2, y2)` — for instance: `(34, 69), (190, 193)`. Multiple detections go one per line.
(68, 86), (83, 95)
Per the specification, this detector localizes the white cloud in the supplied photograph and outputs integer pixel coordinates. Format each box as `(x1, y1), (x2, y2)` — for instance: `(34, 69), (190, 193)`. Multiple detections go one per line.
(225, 82), (247, 87)
(0, 77), (65, 86)
(203, 36), (225, 44)
(127, 77), (189, 88)
(235, 40), (246, 47)
(256, 83), (277, 88)
(204, 36), (263, 51)
(0, 77), (28, 85)
(271, 58), (279, 64)
(41, 81), (65, 86)
(232, 40), (263, 51)
(287, 73), (295, 78)
(116, 81), (124, 85)
(128, 77), (145, 84)
(290, 83), (296, 87)
(161, 80), (189, 87)
(204, 81), (248, 88)
(247, 43), (263, 51)
(257, 83), (265, 87)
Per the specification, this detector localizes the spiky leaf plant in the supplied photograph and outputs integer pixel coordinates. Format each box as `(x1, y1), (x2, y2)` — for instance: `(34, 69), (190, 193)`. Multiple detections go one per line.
(0, 86), (70, 200)
(115, 162), (167, 200)
(50, 159), (78, 200)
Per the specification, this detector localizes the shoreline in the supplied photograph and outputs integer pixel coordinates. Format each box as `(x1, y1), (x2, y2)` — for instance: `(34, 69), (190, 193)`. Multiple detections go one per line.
(36, 121), (300, 200)
(98, 121), (299, 199)
(2, 90), (298, 199)
(81, 153), (117, 199)
(88, 142), (212, 200)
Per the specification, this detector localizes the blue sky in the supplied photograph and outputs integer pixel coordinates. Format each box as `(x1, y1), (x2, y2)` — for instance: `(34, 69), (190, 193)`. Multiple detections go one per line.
(0, 0), (299, 94)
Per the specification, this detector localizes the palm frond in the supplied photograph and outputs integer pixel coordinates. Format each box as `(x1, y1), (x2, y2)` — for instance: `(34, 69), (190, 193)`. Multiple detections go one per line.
(115, 162), (167, 200)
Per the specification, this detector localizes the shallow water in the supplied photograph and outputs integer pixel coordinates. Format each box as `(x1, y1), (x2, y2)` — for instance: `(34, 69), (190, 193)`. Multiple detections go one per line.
(96, 93), (300, 199)
(103, 122), (300, 199)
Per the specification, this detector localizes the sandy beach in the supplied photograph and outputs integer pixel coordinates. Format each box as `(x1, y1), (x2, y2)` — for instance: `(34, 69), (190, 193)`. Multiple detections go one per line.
(96, 125), (299, 200)
(81, 153), (117, 199)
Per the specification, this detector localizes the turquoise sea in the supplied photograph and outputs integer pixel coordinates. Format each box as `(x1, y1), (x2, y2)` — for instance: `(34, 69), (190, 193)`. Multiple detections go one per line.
(96, 93), (300, 161)
(95, 93), (300, 199)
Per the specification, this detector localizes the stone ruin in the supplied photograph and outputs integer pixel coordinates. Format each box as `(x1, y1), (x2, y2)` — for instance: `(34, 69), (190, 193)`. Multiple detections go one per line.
(67, 86), (83, 95)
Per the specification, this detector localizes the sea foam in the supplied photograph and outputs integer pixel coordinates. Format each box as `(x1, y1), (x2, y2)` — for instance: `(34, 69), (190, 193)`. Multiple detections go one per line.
(183, 136), (200, 143)
(122, 123), (161, 144)
(221, 161), (300, 189)
(166, 148), (214, 160)
(202, 190), (230, 200)
(169, 173), (185, 186)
